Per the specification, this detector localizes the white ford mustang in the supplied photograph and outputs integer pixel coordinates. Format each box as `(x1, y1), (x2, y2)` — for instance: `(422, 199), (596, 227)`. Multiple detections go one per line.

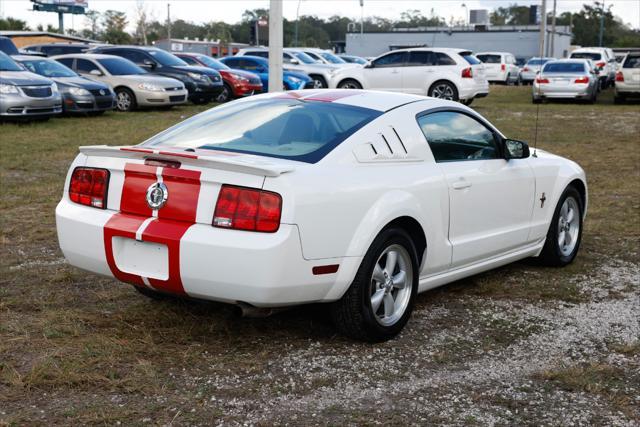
(56, 90), (587, 342)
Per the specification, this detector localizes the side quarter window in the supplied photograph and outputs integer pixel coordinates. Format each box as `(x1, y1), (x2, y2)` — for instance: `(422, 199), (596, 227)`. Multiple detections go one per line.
(372, 52), (407, 68)
(76, 58), (99, 74)
(56, 57), (75, 70)
(417, 111), (500, 162)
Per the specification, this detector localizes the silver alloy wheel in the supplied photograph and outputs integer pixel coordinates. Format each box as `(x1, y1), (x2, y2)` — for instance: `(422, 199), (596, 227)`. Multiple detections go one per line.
(313, 79), (325, 89)
(339, 81), (361, 89)
(217, 86), (230, 103)
(557, 196), (580, 256)
(116, 91), (132, 111)
(430, 83), (455, 100)
(370, 244), (413, 327)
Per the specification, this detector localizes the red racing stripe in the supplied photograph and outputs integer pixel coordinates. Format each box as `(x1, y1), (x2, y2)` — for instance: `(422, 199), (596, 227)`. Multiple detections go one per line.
(120, 163), (156, 217)
(159, 167), (201, 223)
(103, 213), (147, 286)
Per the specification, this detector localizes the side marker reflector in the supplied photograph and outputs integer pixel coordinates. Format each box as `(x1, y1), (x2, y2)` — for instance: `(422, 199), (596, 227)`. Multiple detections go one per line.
(312, 264), (339, 275)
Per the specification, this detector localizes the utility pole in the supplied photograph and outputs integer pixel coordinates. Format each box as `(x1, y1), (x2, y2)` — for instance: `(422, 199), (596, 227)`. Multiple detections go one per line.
(268, 0), (283, 92)
(360, 0), (364, 35)
(598, 0), (605, 47)
(550, 0), (557, 57)
(538, 0), (546, 58)
(167, 3), (171, 41)
(58, 11), (64, 33)
(294, 0), (302, 47)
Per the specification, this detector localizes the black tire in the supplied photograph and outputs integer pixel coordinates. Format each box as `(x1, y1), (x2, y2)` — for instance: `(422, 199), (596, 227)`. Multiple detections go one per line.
(217, 83), (233, 103)
(330, 228), (419, 342)
(505, 73), (512, 85)
(614, 94), (625, 104)
(115, 87), (136, 112)
(428, 80), (459, 101)
(461, 98), (474, 106)
(537, 186), (583, 267)
(191, 96), (211, 105)
(309, 75), (327, 89)
(532, 97), (542, 104)
(133, 285), (176, 301)
(338, 78), (362, 90)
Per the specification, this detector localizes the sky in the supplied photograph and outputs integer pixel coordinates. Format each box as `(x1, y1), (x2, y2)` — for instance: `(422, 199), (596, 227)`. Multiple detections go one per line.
(1, 0), (639, 33)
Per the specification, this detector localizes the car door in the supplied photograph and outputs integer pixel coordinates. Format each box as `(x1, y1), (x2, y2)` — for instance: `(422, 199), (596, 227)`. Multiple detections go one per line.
(75, 58), (107, 83)
(364, 51), (407, 92)
(417, 110), (535, 267)
(402, 51), (436, 95)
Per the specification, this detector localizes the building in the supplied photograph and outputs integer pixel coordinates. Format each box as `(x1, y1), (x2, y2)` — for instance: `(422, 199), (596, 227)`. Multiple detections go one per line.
(0, 31), (98, 48)
(346, 25), (572, 60)
(154, 38), (250, 58)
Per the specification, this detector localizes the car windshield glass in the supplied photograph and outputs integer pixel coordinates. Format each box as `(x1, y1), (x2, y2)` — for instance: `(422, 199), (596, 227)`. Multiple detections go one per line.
(543, 62), (585, 73)
(197, 55), (229, 70)
(623, 55), (640, 68)
(143, 98), (382, 163)
(527, 59), (550, 65)
(319, 51), (346, 64)
(571, 52), (601, 61)
(148, 49), (188, 66)
(477, 54), (501, 63)
(98, 57), (147, 75)
(291, 51), (316, 64)
(20, 59), (77, 77)
(461, 53), (480, 65)
(0, 52), (22, 71)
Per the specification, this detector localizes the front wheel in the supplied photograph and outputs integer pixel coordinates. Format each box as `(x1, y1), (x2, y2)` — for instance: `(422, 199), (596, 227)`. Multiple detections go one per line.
(338, 79), (362, 89)
(428, 81), (458, 101)
(537, 186), (583, 267)
(330, 228), (418, 342)
(310, 75), (327, 89)
(216, 83), (233, 103)
(461, 98), (474, 106)
(115, 88), (136, 112)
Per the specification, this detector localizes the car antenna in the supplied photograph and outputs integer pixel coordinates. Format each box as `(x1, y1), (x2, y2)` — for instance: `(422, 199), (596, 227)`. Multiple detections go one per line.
(532, 0), (547, 159)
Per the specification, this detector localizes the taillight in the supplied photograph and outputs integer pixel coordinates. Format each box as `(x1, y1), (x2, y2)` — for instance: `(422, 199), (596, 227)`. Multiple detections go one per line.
(574, 76), (589, 84)
(461, 67), (473, 78)
(523, 67), (529, 72)
(213, 184), (282, 233)
(596, 61), (606, 69)
(501, 64), (506, 71)
(535, 77), (549, 84)
(616, 71), (624, 82)
(69, 167), (109, 209)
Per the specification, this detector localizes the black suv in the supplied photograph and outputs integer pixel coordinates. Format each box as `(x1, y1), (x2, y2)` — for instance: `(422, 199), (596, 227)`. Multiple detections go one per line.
(23, 43), (92, 57)
(89, 46), (223, 104)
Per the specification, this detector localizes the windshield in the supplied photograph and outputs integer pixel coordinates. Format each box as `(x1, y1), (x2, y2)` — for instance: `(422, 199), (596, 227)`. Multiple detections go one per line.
(543, 62), (586, 73)
(291, 51), (317, 64)
(571, 52), (601, 61)
(0, 51), (22, 71)
(319, 51), (346, 64)
(143, 98), (382, 163)
(342, 55), (367, 65)
(148, 49), (188, 66)
(527, 58), (551, 65)
(302, 51), (324, 63)
(623, 55), (640, 69)
(98, 57), (147, 75)
(477, 54), (501, 64)
(196, 55), (229, 70)
(20, 58), (77, 77)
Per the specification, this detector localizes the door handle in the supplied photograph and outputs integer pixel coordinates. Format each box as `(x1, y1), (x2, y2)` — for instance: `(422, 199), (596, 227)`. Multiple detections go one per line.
(391, 70), (399, 74)
(452, 179), (472, 190)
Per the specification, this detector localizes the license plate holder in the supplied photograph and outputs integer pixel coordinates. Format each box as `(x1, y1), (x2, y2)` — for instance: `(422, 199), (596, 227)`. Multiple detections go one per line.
(112, 237), (169, 280)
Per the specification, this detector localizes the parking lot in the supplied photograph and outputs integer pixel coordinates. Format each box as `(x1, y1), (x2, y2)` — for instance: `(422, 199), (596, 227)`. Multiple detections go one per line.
(1, 85), (638, 425)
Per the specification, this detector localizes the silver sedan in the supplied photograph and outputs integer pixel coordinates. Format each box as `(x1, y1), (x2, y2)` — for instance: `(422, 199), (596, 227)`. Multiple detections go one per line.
(532, 59), (598, 104)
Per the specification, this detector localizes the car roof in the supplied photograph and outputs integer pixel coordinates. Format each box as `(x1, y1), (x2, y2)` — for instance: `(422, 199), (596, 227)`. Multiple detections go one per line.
(26, 42), (90, 47)
(476, 52), (509, 55)
(11, 54), (55, 61)
(249, 89), (449, 113)
(224, 55), (266, 62)
(51, 53), (121, 60)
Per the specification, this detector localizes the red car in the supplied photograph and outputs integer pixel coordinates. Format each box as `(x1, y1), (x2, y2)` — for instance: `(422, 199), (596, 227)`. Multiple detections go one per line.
(175, 53), (262, 102)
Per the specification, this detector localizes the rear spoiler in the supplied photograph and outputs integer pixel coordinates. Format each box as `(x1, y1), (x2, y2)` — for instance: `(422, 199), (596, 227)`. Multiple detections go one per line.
(79, 145), (295, 177)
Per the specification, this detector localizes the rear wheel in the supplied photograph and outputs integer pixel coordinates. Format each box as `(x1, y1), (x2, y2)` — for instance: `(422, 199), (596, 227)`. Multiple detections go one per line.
(429, 81), (458, 101)
(330, 228), (418, 342)
(461, 98), (474, 106)
(216, 83), (233, 103)
(537, 186), (583, 267)
(338, 79), (362, 89)
(115, 88), (136, 112)
(310, 75), (327, 89)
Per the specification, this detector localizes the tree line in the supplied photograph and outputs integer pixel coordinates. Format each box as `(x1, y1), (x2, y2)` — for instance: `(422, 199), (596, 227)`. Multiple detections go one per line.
(1, 2), (638, 48)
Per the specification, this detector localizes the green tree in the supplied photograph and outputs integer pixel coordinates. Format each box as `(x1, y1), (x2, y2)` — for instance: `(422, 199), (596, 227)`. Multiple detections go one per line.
(103, 10), (131, 44)
(0, 17), (30, 31)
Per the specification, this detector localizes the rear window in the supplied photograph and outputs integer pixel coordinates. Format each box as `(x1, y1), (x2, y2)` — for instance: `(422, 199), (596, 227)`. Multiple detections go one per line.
(543, 62), (586, 73)
(143, 98), (382, 163)
(623, 55), (640, 69)
(460, 53), (481, 65)
(570, 52), (601, 61)
(477, 54), (501, 64)
(527, 58), (551, 65)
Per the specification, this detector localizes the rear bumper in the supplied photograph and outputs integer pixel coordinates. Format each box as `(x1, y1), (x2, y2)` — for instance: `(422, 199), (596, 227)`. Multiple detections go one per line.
(56, 199), (356, 307)
(458, 79), (489, 100)
(533, 83), (593, 99)
(615, 81), (640, 95)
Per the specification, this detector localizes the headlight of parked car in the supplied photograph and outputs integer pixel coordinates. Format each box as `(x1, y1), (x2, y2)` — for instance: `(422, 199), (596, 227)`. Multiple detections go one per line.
(187, 72), (206, 81)
(288, 76), (302, 84)
(138, 82), (164, 92)
(68, 87), (90, 96)
(51, 82), (59, 94)
(230, 73), (249, 83)
(0, 83), (19, 94)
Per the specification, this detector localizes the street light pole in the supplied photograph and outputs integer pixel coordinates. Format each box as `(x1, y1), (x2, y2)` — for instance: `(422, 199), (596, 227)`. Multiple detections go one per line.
(294, 0), (302, 47)
(461, 3), (468, 27)
(598, 0), (605, 47)
(268, 0), (283, 92)
(360, 0), (364, 35)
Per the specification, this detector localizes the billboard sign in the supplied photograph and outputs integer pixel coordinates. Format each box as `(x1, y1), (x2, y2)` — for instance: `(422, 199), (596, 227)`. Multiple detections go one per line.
(32, 0), (87, 14)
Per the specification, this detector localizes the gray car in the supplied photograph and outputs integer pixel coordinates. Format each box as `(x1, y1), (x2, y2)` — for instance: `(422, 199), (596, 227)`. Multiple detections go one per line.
(13, 55), (115, 115)
(532, 59), (598, 104)
(520, 57), (555, 84)
(52, 53), (188, 112)
(0, 51), (62, 120)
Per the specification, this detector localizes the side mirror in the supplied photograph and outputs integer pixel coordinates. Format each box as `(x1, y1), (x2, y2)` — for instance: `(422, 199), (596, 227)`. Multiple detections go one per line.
(504, 139), (530, 160)
(290, 58), (299, 65)
(142, 59), (156, 69)
(364, 61), (374, 69)
(89, 69), (103, 76)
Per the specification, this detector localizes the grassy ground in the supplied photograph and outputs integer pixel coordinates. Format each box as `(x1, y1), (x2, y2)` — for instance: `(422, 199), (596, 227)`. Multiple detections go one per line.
(1, 87), (639, 426)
